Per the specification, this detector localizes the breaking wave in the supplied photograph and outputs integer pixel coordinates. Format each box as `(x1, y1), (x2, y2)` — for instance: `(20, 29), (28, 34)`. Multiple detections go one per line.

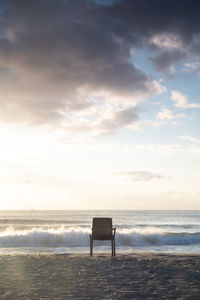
(0, 227), (200, 248)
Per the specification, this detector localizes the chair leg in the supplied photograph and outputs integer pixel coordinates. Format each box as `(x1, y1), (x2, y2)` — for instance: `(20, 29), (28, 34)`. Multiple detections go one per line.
(113, 238), (116, 256)
(90, 237), (93, 256)
(111, 240), (114, 256)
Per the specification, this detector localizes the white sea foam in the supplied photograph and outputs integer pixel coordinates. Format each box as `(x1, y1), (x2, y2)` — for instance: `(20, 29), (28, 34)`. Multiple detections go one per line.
(0, 227), (200, 248)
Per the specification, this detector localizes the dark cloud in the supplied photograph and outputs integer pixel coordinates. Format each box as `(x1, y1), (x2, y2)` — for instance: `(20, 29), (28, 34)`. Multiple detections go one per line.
(98, 106), (140, 135)
(149, 50), (186, 76)
(114, 107), (140, 125)
(100, 0), (200, 73)
(92, 63), (157, 97)
(0, 0), (199, 130)
(101, 0), (200, 44)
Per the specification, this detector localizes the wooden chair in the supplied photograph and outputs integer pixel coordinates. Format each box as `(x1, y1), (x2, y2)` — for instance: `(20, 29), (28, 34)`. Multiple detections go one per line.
(89, 218), (116, 256)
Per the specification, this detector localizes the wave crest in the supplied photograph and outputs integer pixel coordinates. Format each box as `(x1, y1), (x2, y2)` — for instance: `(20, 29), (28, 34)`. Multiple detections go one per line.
(0, 227), (200, 248)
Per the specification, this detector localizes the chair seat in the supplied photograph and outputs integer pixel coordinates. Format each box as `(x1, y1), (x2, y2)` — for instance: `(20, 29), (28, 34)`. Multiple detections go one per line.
(90, 234), (115, 241)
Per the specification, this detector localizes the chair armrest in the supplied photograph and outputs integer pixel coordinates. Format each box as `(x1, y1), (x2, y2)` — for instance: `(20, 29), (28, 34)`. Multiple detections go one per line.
(112, 227), (116, 237)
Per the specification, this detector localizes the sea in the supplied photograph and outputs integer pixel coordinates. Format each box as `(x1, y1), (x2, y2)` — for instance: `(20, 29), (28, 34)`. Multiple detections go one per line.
(0, 210), (200, 255)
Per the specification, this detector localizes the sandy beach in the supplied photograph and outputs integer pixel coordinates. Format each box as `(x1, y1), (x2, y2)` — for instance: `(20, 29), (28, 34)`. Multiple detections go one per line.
(0, 253), (199, 299)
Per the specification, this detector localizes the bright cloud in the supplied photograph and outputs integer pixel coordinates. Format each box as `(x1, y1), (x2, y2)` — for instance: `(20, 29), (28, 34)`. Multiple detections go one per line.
(147, 107), (186, 127)
(150, 33), (183, 49)
(182, 61), (200, 78)
(183, 62), (200, 72)
(156, 108), (186, 122)
(171, 91), (200, 108)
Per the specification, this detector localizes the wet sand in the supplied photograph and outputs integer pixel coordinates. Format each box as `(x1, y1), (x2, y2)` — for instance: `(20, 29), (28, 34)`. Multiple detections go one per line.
(0, 253), (200, 299)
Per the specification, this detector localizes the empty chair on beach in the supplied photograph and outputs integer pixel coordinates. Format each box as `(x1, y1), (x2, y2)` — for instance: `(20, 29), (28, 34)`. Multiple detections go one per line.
(89, 218), (116, 256)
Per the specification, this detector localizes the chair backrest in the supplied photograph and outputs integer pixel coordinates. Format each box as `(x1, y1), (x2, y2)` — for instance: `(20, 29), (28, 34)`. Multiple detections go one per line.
(92, 218), (112, 239)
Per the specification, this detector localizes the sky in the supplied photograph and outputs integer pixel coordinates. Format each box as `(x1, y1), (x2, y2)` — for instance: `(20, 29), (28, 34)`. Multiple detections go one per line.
(0, 0), (200, 210)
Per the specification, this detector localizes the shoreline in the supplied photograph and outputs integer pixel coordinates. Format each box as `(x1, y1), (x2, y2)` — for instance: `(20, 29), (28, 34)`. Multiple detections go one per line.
(1, 251), (200, 256)
(0, 253), (200, 299)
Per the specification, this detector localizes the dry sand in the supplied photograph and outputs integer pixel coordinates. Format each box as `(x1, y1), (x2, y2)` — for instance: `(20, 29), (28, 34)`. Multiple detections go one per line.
(0, 253), (200, 299)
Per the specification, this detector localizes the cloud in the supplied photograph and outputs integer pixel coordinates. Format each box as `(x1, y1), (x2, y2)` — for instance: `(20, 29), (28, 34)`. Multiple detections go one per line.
(152, 107), (186, 126)
(183, 62), (200, 72)
(0, 0), (200, 135)
(104, 0), (200, 71)
(182, 61), (200, 77)
(115, 171), (164, 182)
(149, 50), (186, 76)
(156, 108), (179, 121)
(57, 106), (141, 142)
(171, 91), (200, 108)
(146, 106), (187, 127)
(97, 106), (141, 135)
(180, 136), (200, 144)
(150, 33), (183, 50)
(0, 0), (165, 130)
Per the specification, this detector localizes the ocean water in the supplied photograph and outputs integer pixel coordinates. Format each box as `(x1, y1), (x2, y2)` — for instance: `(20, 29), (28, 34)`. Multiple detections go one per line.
(0, 210), (200, 255)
